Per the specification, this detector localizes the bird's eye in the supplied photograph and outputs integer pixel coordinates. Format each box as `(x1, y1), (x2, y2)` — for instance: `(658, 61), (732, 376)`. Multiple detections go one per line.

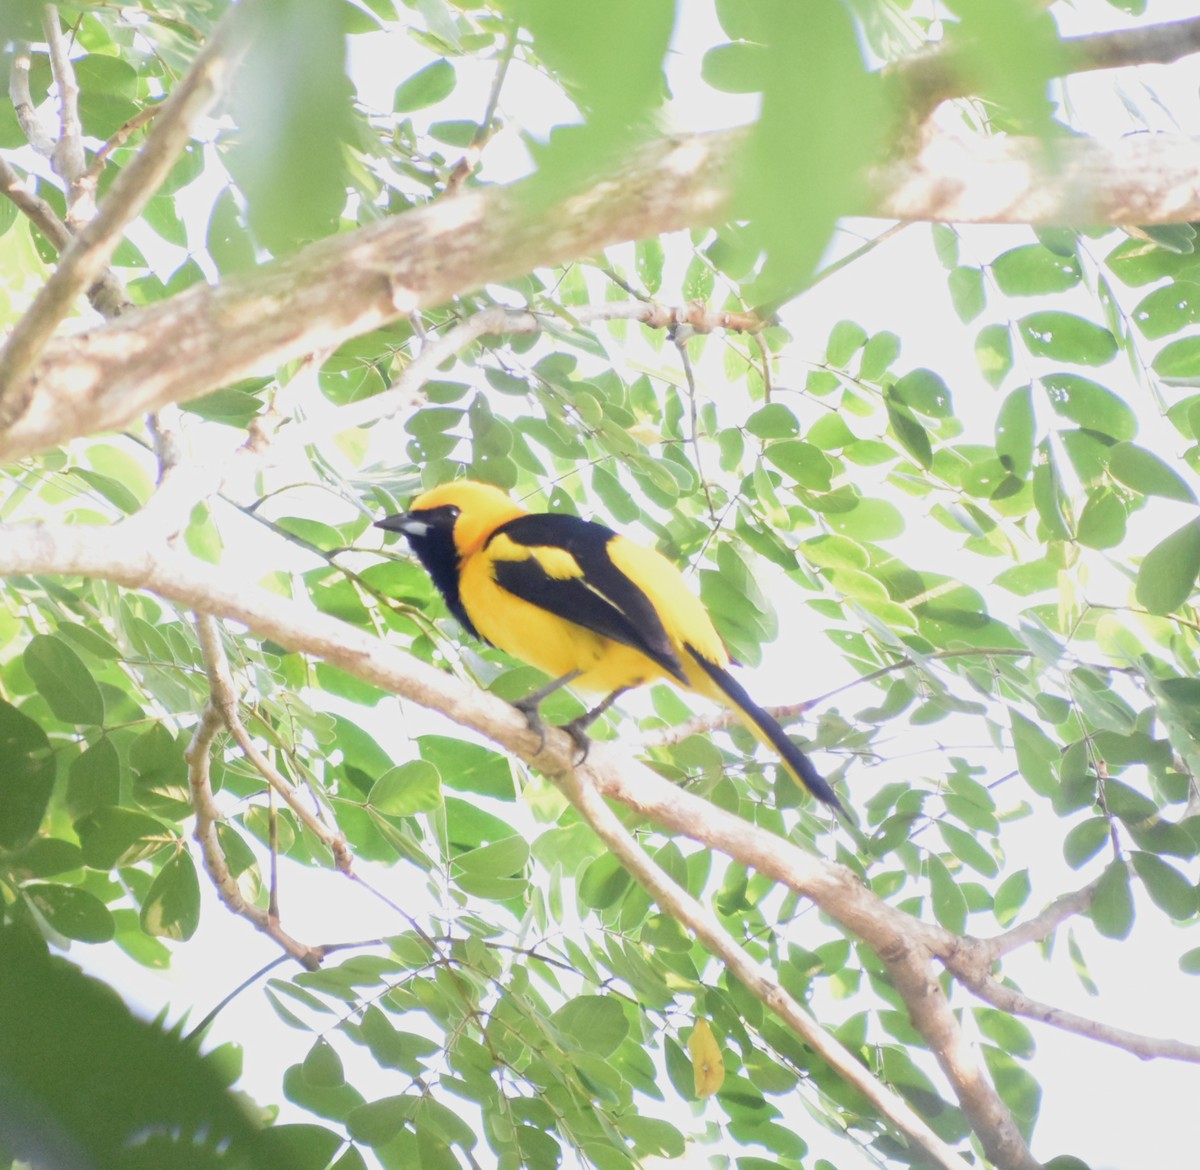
(444, 506), (461, 520)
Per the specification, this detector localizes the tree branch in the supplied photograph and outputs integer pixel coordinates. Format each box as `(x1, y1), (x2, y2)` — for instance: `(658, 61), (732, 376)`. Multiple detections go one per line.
(0, 157), (131, 318)
(891, 15), (1200, 126)
(556, 763), (977, 1170)
(0, 1), (256, 425)
(4, 126), (1199, 463)
(963, 970), (1200, 1063)
(194, 612), (354, 875)
(185, 695), (324, 971)
(40, 5), (89, 224)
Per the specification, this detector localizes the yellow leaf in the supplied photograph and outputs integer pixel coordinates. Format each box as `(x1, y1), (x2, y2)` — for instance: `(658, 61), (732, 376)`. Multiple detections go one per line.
(687, 1018), (724, 1099)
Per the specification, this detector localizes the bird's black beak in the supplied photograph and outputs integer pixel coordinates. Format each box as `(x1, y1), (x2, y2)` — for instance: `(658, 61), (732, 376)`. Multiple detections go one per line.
(374, 513), (428, 537)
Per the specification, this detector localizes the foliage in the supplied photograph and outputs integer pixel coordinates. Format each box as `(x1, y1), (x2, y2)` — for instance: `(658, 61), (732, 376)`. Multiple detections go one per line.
(1, 2), (1198, 1170)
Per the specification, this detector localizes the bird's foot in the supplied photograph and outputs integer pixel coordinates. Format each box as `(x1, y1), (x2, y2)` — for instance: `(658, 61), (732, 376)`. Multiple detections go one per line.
(559, 718), (592, 766)
(512, 696), (549, 755)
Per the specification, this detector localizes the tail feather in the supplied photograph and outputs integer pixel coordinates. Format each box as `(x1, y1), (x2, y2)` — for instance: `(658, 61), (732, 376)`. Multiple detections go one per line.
(685, 646), (845, 814)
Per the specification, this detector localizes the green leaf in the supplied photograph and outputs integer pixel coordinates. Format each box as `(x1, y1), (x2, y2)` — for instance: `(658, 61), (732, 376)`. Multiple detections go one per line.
(393, 60), (456, 112)
(454, 835), (529, 880)
(0, 701), (55, 850)
(746, 403), (799, 439)
(948, 265), (985, 322)
(24, 634), (105, 725)
(892, 368), (953, 418)
(976, 323), (1013, 387)
(884, 397), (932, 468)
(1018, 311), (1117, 366)
(67, 736), (122, 820)
(701, 42), (768, 94)
(1041, 373), (1136, 441)
(1032, 442), (1072, 541)
(1108, 441), (1195, 502)
(23, 883), (115, 943)
(937, 821), (998, 877)
(347, 1094), (419, 1147)
(763, 440), (833, 489)
(1131, 281), (1200, 339)
(1153, 335), (1200, 382)
(993, 870), (1031, 926)
(927, 853), (967, 932)
(734, 2), (884, 304)
(369, 760), (442, 817)
(139, 850), (201, 941)
(552, 995), (629, 1057)
(1135, 519), (1200, 614)
(1063, 817), (1110, 869)
(1090, 861), (1134, 940)
(1010, 710), (1057, 798)
(226, 1), (355, 252)
(303, 1038), (345, 1088)
(77, 806), (175, 870)
(1076, 488), (1126, 550)
(1130, 852), (1196, 920)
(993, 244), (1081, 295)
(995, 385), (1034, 477)
(826, 320), (867, 367)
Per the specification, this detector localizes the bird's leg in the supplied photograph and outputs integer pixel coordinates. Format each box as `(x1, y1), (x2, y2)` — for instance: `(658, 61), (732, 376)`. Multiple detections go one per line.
(512, 670), (582, 753)
(561, 687), (628, 763)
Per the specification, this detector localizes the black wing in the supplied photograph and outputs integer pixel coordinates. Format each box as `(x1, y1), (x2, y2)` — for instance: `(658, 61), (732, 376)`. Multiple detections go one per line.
(488, 513), (686, 683)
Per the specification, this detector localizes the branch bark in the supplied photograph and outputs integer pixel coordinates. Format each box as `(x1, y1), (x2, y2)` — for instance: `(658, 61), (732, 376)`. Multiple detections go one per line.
(890, 15), (1200, 126)
(3, 127), (1199, 464)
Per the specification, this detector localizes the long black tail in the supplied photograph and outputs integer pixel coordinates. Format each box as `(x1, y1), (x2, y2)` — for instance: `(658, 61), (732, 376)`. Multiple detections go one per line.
(686, 647), (845, 814)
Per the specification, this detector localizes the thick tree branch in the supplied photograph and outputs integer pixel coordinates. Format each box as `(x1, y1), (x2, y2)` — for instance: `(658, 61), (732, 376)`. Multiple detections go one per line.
(3, 127), (1198, 463)
(891, 15), (1200, 125)
(0, 1), (256, 425)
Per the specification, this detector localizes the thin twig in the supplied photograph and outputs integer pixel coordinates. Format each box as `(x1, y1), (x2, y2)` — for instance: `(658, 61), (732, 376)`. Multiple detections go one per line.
(0, 158), (132, 318)
(672, 324), (716, 520)
(9, 42), (56, 157)
(974, 878), (1102, 964)
(185, 701), (325, 970)
(41, 5), (89, 225)
(963, 971), (1200, 1062)
(194, 612), (354, 874)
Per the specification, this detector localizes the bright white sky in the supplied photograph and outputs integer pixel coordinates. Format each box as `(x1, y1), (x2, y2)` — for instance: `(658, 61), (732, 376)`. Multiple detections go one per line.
(75, 3), (1200, 1170)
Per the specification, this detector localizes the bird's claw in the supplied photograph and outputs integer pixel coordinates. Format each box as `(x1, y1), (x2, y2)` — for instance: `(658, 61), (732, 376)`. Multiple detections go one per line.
(513, 697), (548, 755)
(561, 719), (592, 766)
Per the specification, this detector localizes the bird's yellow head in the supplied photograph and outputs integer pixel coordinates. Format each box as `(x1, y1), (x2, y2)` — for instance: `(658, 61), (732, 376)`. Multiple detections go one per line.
(379, 479), (528, 557)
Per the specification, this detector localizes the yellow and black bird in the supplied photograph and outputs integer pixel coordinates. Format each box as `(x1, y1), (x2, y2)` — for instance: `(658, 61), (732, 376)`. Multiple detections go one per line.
(376, 479), (844, 812)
